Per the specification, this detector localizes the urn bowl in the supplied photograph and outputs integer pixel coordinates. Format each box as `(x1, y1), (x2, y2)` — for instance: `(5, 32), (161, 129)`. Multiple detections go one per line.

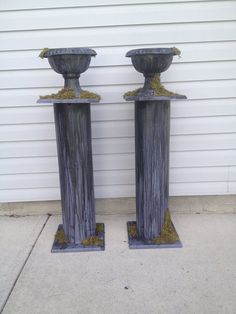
(43, 47), (97, 75)
(126, 48), (177, 76)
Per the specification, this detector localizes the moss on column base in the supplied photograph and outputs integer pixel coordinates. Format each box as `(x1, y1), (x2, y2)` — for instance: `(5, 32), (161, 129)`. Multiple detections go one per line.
(127, 209), (180, 245)
(52, 223), (105, 253)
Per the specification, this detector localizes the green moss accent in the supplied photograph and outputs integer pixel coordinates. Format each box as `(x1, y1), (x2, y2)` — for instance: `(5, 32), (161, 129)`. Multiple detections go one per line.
(80, 90), (101, 101)
(151, 208), (179, 244)
(39, 48), (49, 59)
(54, 228), (68, 245)
(124, 88), (142, 98)
(171, 47), (181, 56)
(81, 236), (103, 247)
(95, 223), (104, 233)
(124, 75), (176, 98)
(127, 209), (179, 244)
(150, 75), (176, 96)
(127, 222), (138, 239)
(81, 223), (104, 247)
(40, 88), (101, 100)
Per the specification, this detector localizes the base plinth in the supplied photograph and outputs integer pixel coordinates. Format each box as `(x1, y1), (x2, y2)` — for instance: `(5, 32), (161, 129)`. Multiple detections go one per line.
(127, 221), (182, 249)
(52, 223), (105, 253)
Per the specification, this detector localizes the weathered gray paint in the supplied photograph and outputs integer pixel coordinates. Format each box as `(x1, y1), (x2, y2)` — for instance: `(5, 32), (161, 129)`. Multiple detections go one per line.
(135, 100), (170, 239)
(125, 47), (186, 245)
(54, 102), (96, 244)
(43, 47), (96, 97)
(37, 47), (104, 252)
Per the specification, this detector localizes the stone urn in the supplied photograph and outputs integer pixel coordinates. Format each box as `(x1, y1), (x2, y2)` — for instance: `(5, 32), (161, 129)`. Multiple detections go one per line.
(38, 48), (104, 252)
(125, 47), (186, 249)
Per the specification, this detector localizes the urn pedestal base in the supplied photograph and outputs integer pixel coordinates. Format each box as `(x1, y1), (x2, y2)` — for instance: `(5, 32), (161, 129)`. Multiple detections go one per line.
(127, 221), (182, 249)
(52, 223), (105, 253)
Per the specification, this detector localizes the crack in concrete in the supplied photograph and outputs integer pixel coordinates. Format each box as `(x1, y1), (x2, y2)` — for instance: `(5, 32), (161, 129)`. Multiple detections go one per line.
(0, 214), (51, 314)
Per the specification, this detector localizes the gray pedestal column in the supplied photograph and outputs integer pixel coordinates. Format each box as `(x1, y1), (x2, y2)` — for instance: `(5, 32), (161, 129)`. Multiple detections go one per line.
(37, 47), (104, 252)
(38, 99), (105, 253)
(54, 103), (96, 244)
(135, 100), (170, 240)
(126, 98), (183, 249)
(125, 47), (186, 249)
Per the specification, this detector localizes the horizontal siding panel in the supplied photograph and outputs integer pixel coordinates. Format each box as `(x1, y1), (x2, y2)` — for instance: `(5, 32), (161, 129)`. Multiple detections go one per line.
(229, 166), (236, 181)
(170, 150), (236, 168)
(0, 185), (137, 202)
(0, 155), (137, 174)
(171, 98), (236, 118)
(228, 182), (236, 194)
(0, 181), (231, 202)
(1, 41), (236, 71)
(1, 98), (236, 125)
(1, 116), (236, 142)
(1, 133), (236, 159)
(0, 166), (232, 190)
(170, 181), (228, 196)
(1, 21), (235, 52)
(0, 141), (57, 158)
(1, 80), (236, 108)
(1, 150), (236, 175)
(171, 133), (236, 152)
(0, 188), (61, 202)
(1, 1), (235, 32)
(0, 0), (214, 12)
(0, 138), (135, 158)
(1, 61), (236, 90)
(0, 104), (133, 124)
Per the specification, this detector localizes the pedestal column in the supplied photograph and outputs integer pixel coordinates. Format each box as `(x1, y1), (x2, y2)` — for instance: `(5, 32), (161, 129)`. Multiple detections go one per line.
(37, 47), (104, 253)
(124, 46), (186, 249)
(54, 103), (95, 244)
(135, 100), (170, 240)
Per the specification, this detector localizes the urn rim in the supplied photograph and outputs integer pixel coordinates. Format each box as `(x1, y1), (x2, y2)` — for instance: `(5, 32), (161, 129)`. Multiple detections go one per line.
(43, 47), (97, 58)
(126, 48), (177, 57)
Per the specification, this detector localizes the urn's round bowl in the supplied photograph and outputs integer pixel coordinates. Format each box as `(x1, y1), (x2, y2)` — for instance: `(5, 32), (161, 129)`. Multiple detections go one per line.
(43, 47), (97, 75)
(126, 48), (176, 76)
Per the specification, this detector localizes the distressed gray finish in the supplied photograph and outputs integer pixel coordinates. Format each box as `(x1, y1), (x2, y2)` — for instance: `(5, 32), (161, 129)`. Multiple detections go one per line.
(125, 47), (186, 247)
(38, 47), (104, 252)
(38, 98), (99, 104)
(42, 47), (96, 97)
(135, 100), (170, 239)
(54, 103), (96, 244)
(125, 94), (186, 102)
(125, 47), (185, 98)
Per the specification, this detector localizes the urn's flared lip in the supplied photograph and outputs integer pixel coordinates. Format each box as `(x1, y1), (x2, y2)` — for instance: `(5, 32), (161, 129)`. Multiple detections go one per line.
(126, 48), (176, 57)
(43, 47), (97, 58)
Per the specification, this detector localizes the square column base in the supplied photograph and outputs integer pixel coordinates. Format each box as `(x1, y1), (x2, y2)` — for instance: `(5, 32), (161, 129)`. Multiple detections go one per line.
(127, 221), (182, 249)
(52, 223), (105, 253)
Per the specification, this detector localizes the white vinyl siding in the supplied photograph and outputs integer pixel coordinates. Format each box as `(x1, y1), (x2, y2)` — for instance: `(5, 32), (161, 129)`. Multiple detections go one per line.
(0, 0), (236, 202)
